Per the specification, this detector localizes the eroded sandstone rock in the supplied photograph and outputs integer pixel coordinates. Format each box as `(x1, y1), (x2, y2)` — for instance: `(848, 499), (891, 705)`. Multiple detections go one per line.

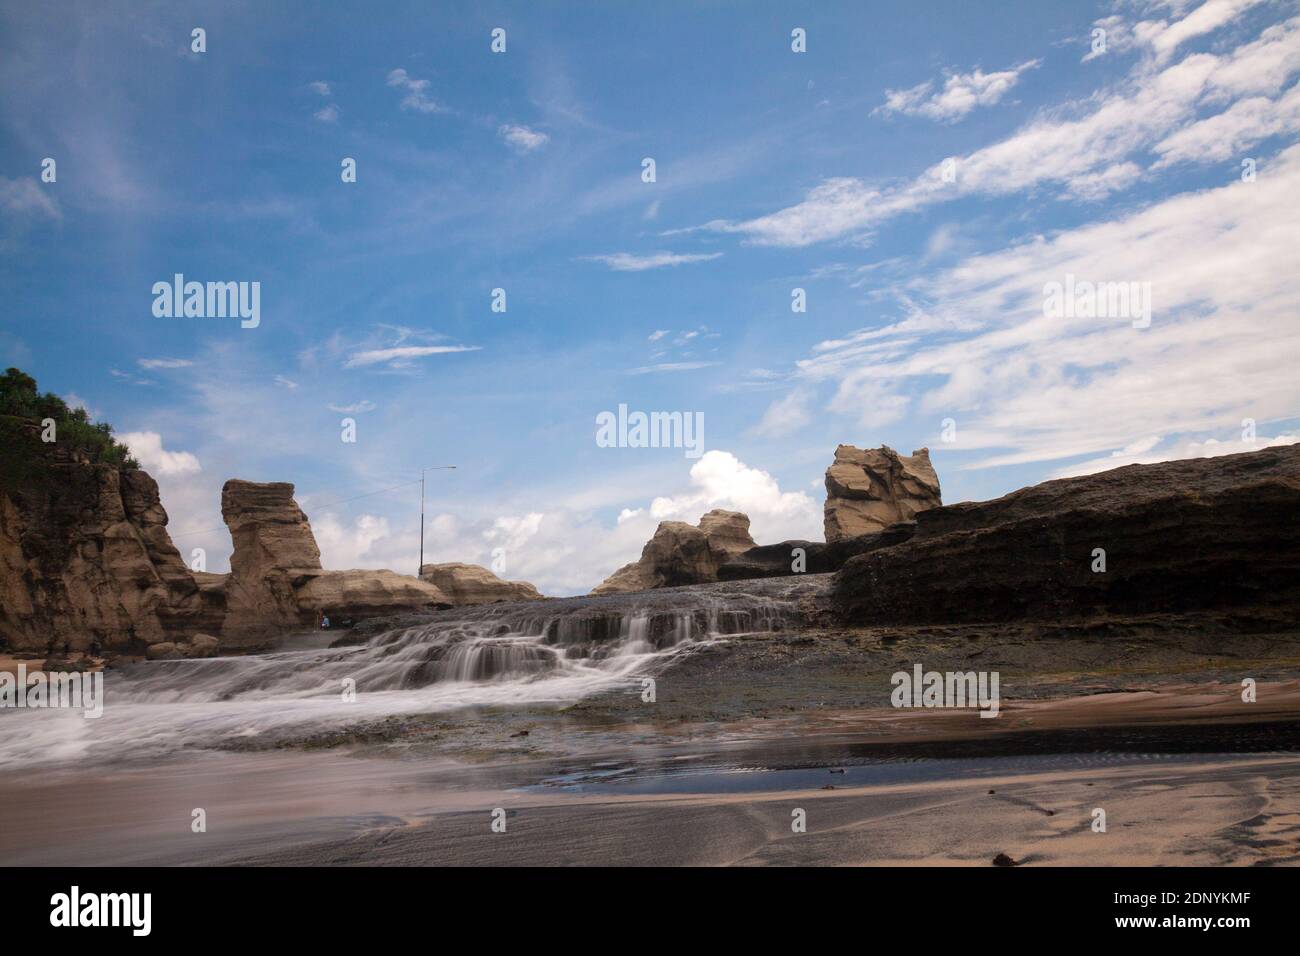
(591, 509), (756, 594)
(295, 569), (451, 618)
(0, 423), (204, 654)
(824, 445), (942, 542)
(418, 562), (542, 606)
(219, 479), (322, 641)
(832, 444), (1300, 625)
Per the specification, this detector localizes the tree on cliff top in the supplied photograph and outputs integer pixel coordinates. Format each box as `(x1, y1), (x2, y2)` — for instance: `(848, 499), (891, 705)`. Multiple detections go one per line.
(0, 367), (138, 469)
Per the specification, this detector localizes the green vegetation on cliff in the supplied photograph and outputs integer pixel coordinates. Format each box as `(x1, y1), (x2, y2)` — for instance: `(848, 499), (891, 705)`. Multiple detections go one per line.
(0, 368), (138, 489)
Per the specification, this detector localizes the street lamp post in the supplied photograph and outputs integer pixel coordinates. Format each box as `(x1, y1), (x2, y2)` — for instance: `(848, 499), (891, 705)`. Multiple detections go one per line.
(419, 465), (457, 575)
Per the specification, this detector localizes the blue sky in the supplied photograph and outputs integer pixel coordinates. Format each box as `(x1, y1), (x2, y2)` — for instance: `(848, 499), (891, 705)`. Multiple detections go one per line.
(3, 0), (1298, 593)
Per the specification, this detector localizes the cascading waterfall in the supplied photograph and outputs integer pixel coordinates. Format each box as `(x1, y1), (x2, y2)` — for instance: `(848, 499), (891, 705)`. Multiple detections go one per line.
(0, 579), (816, 769)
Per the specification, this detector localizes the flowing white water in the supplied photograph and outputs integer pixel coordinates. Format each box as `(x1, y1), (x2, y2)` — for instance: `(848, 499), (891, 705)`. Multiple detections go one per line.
(0, 584), (808, 769)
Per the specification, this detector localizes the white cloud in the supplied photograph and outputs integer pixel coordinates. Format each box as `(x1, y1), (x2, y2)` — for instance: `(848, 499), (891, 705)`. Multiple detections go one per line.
(1141, 0), (1267, 63)
(498, 123), (549, 153)
(626, 361), (720, 375)
(62, 393), (99, 420)
(121, 431), (201, 476)
(877, 60), (1040, 122)
(344, 345), (481, 369)
(137, 358), (194, 370)
(274, 375), (298, 390)
(752, 388), (814, 438)
(647, 329), (670, 342)
(792, 141), (1300, 472)
(0, 177), (59, 220)
(314, 104), (339, 123)
(308, 80), (331, 96)
(1053, 433), (1298, 478)
(327, 400), (377, 414)
(647, 450), (821, 543)
(386, 68), (445, 114)
(312, 513), (392, 569)
(700, 11), (1300, 246)
(1153, 82), (1300, 166)
(581, 251), (723, 271)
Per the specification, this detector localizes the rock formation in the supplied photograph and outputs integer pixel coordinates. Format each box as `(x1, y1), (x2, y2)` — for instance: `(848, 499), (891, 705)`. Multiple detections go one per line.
(832, 444), (1300, 625)
(0, 420), (204, 655)
(717, 524), (917, 581)
(295, 569), (451, 618)
(591, 509), (756, 594)
(219, 480), (323, 640)
(824, 445), (941, 542)
(218, 480), (451, 641)
(418, 562), (543, 605)
(146, 633), (221, 660)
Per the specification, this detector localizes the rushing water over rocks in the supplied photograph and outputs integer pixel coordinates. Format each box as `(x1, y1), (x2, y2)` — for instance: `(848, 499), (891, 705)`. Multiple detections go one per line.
(0, 577), (826, 768)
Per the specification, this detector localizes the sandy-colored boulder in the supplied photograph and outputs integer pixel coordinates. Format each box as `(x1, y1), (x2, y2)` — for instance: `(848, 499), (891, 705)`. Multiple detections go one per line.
(219, 480), (322, 640)
(185, 633), (221, 658)
(824, 445), (941, 542)
(294, 569), (451, 619)
(418, 563), (543, 606)
(592, 509), (757, 595)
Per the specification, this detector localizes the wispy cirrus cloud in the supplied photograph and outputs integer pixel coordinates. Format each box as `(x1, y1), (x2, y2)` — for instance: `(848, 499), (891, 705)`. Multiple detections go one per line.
(0, 177), (60, 220)
(784, 140), (1300, 472)
(137, 357), (194, 370)
(626, 360), (720, 375)
(581, 251), (722, 271)
(328, 400), (378, 413)
(344, 345), (481, 369)
(699, 7), (1300, 246)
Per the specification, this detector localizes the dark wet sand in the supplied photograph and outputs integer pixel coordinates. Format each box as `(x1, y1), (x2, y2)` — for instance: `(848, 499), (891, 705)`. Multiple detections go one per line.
(4, 681), (1300, 866)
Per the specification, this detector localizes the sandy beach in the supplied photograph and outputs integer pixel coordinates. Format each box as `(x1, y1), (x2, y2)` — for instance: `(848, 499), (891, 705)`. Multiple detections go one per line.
(4, 681), (1298, 866)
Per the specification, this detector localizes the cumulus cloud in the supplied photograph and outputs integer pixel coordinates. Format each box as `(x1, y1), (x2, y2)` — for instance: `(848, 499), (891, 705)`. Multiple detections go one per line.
(498, 123), (549, 152)
(312, 513), (392, 569)
(121, 431), (201, 476)
(386, 68), (444, 114)
(877, 60), (1039, 122)
(646, 450), (821, 543)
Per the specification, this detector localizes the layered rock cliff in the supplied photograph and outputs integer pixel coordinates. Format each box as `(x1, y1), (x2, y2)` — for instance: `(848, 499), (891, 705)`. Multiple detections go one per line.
(418, 562), (543, 605)
(591, 509), (756, 595)
(824, 445), (941, 542)
(832, 444), (1300, 625)
(0, 419), (204, 654)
